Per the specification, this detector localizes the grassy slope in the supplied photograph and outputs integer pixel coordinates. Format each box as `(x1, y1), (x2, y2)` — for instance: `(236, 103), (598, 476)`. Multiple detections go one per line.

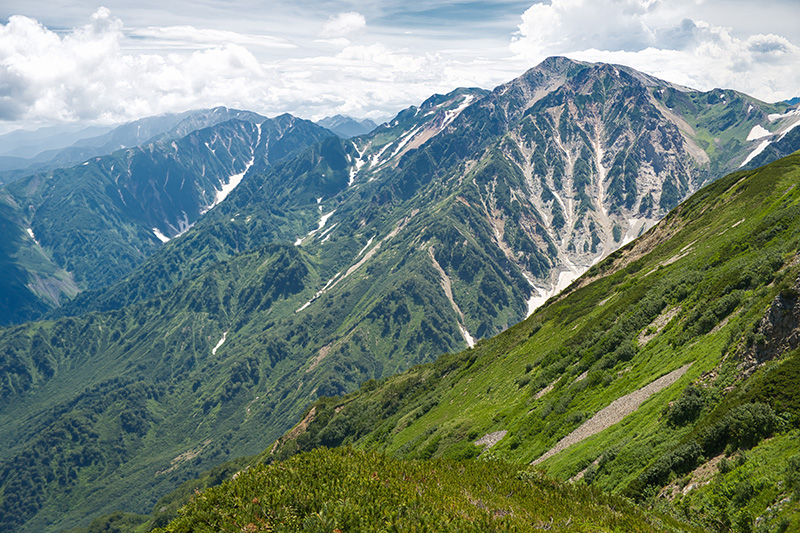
(154, 447), (694, 532)
(270, 152), (800, 531)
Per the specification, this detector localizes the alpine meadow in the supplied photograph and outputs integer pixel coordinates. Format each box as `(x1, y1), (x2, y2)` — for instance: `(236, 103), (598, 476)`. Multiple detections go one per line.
(0, 51), (799, 533)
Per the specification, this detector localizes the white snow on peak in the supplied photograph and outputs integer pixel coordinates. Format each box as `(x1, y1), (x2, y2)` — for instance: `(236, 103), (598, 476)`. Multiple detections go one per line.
(740, 139), (772, 168)
(440, 94), (474, 129)
(746, 124), (771, 141)
(212, 331), (228, 355)
(26, 228), (37, 242)
(152, 228), (170, 243)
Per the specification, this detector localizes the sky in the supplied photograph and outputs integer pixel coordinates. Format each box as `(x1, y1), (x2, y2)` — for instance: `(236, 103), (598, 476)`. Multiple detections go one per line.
(1, 0), (798, 132)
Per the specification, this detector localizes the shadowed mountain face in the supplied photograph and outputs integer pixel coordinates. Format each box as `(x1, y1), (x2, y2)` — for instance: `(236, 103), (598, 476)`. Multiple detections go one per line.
(0, 57), (798, 532)
(317, 115), (378, 138)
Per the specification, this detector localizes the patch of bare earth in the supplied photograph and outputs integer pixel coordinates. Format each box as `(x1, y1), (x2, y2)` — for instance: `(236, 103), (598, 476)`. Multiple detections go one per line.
(660, 454), (726, 499)
(270, 407), (317, 455)
(532, 364), (692, 465)
(156, 439), (212, 476)
(638, 306), (681, 345)
(474, 430), (507, 450)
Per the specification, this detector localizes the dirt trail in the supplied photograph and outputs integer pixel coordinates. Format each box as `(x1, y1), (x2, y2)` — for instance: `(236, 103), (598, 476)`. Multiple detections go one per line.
(532, 363), (692, 465)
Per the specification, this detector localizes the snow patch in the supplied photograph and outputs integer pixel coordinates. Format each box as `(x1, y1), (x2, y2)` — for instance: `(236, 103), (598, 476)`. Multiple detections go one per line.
(768, 109), (800, 122)
(746, 124), (771, 141)
(621, 218), (646, 246)
(206, 124), (260, 211)
(440, 94), (474, 130)
(26, 228), (39, 245)
(739, 139), (772, 167)
(212, 331), (228, 355)
(348, 146), (366, 186)
(526, 261), (587, 316)
(460, 324), (476, 348)
(306, 210), (335, 238)
(357, 236), (375, 257)
(152, 228), (170, 243)
(212, 158), (253, 207)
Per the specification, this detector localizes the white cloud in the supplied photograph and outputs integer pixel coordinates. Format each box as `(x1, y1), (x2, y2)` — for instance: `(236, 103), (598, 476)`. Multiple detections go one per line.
(509, 0), (800, 102)
(130, 26), (296, 50)
(0, 8), (504, 128)
(320, 12), (366, 39)
(1, 3), (798, 132)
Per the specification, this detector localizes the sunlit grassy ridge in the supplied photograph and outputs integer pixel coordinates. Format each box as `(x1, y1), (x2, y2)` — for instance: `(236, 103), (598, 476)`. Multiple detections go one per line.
(155, 447), (692, 532)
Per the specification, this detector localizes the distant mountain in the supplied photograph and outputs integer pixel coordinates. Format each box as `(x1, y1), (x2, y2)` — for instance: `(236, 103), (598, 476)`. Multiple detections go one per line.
(785, 96), (800, 106)
(0, 107), (267, 180)
(0, 124), (112, 159)
(0, 114), (333, 324)
(1, 57), (799, 532)
(317, 114), (378, 138)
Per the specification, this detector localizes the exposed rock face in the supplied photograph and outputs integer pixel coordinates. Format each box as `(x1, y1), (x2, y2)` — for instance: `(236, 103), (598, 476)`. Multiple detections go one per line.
(740, 274), (800, 376)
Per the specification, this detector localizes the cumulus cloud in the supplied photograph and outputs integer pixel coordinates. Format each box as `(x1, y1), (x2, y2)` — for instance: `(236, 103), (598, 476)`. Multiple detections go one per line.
(0, 9), (284, 124)
(0, 8), (500, 128)
(131, 26), (296, 50)
(510, 0), (800, 102)
(321, 12), (366, 38)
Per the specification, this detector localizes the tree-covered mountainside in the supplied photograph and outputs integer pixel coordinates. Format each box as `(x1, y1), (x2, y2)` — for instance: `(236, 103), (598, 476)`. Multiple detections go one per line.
(0, 114), (333, 324)
(270, 152), (800, 532)
(1, 57), (799, 532)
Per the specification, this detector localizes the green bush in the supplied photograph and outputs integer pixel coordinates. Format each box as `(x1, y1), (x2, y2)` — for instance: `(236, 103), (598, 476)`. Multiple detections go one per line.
(666, 385), (706, 426)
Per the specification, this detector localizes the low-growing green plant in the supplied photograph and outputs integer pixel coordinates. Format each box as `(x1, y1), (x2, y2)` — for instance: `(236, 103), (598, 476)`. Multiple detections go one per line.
(155, 448), (687, 532)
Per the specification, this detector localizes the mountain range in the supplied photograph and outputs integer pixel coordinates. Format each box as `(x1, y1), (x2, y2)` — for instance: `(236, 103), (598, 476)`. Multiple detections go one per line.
(0, 56), (799, 532)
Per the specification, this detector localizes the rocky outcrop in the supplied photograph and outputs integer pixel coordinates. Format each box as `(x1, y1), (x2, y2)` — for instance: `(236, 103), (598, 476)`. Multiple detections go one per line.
(739, 274), (800, 377)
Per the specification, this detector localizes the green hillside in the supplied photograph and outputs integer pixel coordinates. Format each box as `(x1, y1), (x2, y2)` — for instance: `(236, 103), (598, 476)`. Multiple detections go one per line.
(153, 447), (693, 532)
(269, 152), (800, 531)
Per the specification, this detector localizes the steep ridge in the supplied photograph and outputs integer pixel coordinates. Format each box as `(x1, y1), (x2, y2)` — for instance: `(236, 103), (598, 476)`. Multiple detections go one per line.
(0, 57), (797, 531)
(0, 114), (333, 324)
(0, 106), (268, 178)
(271, 152), (800, 531)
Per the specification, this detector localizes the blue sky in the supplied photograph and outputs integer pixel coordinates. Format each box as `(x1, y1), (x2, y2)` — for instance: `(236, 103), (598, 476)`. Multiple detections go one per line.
(1, 0), (798, 131)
